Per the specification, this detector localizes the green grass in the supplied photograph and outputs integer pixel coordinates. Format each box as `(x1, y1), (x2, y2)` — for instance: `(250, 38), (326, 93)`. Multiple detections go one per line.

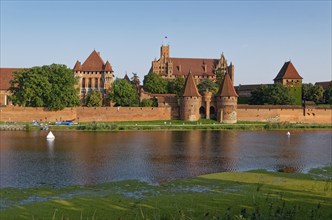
(1, 167), (331, 219)
(1, 120), (331, 132)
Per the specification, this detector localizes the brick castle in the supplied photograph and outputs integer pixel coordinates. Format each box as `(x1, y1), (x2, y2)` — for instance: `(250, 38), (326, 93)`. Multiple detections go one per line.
(0, 44), (330, 124)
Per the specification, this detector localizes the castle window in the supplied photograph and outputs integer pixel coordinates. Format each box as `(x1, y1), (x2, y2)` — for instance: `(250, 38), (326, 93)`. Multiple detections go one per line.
(82, 78), (86, 88)
(88, 78), (92, 88)
(95, 78), (98, 88)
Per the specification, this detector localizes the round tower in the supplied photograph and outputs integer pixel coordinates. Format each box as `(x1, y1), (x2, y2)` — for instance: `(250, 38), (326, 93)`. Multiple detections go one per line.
(216, 73), (238, 123)
(180, 72), (202, 121)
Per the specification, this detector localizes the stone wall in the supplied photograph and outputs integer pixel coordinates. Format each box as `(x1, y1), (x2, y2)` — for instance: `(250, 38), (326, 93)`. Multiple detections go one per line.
(0, 107), (171, 123)
(238, 105), (332, 124)
(0, 105), (330, 124)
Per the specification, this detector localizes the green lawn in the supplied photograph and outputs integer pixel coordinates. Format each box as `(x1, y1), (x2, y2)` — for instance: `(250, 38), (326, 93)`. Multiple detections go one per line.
(1, 167), (331, 219)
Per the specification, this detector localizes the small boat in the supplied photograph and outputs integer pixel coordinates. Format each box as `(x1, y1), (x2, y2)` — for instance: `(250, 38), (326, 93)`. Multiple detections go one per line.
(286, 131), (290, 136)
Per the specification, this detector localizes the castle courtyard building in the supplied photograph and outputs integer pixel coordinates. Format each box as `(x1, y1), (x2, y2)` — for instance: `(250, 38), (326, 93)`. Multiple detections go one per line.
(150, 45), (234, 84)
(73, 50), (114, 105)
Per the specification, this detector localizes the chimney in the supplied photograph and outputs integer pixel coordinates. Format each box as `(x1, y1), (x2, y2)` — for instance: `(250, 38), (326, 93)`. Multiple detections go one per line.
(204, 64), (207, 73)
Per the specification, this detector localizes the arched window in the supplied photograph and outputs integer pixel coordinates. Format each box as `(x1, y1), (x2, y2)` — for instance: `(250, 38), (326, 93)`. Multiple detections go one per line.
(95, 78), (98, 89)
(88, 78), (92, 88)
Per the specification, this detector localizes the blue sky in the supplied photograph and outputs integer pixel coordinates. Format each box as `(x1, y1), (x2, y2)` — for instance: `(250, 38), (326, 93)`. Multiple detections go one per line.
(1, 1), (331, 85)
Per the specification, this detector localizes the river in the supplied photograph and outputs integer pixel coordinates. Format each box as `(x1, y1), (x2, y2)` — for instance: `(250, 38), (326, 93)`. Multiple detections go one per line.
(0, 130), (331, 188)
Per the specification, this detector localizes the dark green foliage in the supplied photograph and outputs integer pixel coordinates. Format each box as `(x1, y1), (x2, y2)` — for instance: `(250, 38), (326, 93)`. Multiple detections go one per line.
(143, 72), (168, 94)
(197, 80), (219, 95)
(85, 91), (103, 107)
(215, 68), (226, 85)
(302, 83), (324, 103)
(324, 82), (332, 104)
(288, 84), (302, 105)
(249, 84), (296, 105)
(9, 64), (80, 110)
(167, 77), (185, 95)
(140, 98), (153, 107)
(238, 97), (249, 104)
(109, 78), (139, 106)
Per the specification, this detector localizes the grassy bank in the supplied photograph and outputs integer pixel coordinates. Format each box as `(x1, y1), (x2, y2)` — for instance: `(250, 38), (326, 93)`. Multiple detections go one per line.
(1, 120), (331, 131)
(45, 120), (332, 131)
(1, 167), (331, 219)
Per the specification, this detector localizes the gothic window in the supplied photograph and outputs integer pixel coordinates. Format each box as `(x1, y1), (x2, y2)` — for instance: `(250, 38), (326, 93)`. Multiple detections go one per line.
(82, 78), (85, 88)
(88, 78), (92, 88)
(95, 78), (98, 88)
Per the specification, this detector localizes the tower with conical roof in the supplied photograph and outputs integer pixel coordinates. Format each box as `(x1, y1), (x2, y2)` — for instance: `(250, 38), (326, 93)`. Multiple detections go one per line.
(180, 71), (202, 121)
(216, 73), (238, 123)
(274, 61), (303, 105)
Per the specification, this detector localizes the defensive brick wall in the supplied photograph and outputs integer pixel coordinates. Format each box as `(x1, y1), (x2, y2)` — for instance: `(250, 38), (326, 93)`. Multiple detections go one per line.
(0, 107), (172, 123)
(0, 105), (330, 124)
(238, 105), (332, 124)
(76, 107), (171, 122)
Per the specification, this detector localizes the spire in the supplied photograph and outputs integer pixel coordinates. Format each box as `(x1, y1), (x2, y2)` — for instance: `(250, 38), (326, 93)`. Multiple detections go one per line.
(73, 60), (81, 71)
(104, 60), (113, 72)
(217, 73), (238, 97)
(123, 73), (131, 82)
(182, 71), (201, 97)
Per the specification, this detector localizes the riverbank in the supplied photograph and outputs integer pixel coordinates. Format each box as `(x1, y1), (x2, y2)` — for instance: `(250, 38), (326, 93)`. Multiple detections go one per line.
(1, 120), (331, 131)
(1, 167), (331, 219)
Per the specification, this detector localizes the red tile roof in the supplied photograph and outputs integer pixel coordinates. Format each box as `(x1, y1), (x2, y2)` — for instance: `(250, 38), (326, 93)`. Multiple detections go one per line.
(80, 50), (113, 72)
(170, 58), (218, 76)
(217, 73), (238, 97)
(104, 61), (113, 72)
(123, 74), (131, 82)
(182, 72), (201, 97)
(274, 61), (303, 80)
(73, 61), (82, 71)
(0, 68), (22, 90)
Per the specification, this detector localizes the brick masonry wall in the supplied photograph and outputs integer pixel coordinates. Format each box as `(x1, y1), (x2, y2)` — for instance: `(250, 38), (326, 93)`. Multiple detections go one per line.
(0, 105), (330, 124)
(238, 105), (332, 124)
(0, 107), (172, 122)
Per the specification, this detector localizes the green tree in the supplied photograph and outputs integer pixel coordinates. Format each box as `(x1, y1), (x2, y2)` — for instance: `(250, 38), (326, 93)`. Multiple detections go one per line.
(85, 91), (103, 107)
(215, 68), (226, 85)
(197, 80), (219, 95)
(302, 83), (324, 103)
(143, 72), (168, 94)
(9, 64), (80, 110)
(249, 84), (295, 105)
(109, 78), (139, 106)
(167, 77), (185, 95)
(140, 98), (153, 107)
(324, 82), (332, 104)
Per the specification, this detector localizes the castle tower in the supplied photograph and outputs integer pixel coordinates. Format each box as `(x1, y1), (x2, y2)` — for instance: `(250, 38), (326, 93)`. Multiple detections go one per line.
(161, 45), (170, 59)
(180, 71), (202, 121)
(274, 61), (303, 105)
(216, 73), (238, 123)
